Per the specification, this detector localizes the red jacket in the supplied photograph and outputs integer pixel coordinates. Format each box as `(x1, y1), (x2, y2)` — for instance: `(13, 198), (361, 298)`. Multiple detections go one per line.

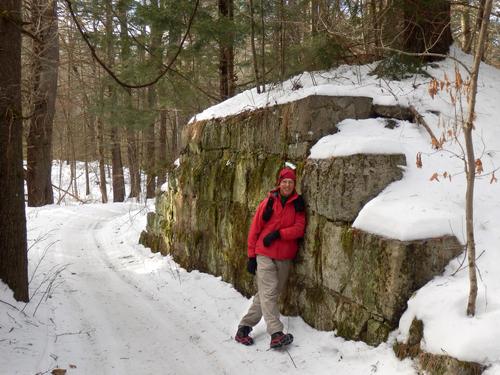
(247, 189), (306, 260)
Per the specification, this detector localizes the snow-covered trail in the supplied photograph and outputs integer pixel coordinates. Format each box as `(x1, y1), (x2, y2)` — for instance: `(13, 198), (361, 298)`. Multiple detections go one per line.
(2, 202), (416, 375)
(31, 204), (249, 374)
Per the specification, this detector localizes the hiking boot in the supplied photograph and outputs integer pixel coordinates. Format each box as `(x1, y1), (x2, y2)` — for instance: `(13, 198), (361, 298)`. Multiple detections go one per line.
(270, 331), (293, 349)
(235, 325), (254, 346)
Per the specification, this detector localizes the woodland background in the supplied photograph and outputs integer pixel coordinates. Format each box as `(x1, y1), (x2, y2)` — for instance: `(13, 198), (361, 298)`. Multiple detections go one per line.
(0, 0), (499, 302)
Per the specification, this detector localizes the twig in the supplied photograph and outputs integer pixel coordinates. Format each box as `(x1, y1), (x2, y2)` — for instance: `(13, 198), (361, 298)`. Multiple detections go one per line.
(32, 265), (69, 317)
(62, 0), (200, 89)
(451, 250), (486, 275)
(0, 299), (24, 314)
(29, 240), (60, 284)
(408, 105), (438, 146)
(285, 348), (298, 368)
(55, 329), (92, 343)
(54, 181), (84, 204)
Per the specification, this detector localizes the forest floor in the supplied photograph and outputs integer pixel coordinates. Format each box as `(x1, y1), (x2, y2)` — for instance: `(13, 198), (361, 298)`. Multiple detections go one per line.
(1, 200), (415, 374)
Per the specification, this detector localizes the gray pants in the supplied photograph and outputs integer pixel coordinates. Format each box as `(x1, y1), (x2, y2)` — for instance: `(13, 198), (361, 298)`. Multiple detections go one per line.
(239, 255), (291, 335)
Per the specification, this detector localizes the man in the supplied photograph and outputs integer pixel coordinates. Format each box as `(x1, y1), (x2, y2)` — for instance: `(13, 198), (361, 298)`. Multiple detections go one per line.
(235, 167), (306, 349)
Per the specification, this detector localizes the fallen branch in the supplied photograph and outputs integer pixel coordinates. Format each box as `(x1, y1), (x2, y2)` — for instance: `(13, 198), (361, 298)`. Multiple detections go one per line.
(53, 182), (85, 204)
(409, 105), (439, 147)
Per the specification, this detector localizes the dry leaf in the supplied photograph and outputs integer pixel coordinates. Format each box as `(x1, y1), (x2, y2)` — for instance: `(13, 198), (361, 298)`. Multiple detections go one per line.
(431, 137), (439, 149)
(449, 91), (456, 105)
(475, 159), (484, 174)
(430, 172), (440, 182)
(416, 152), (423, 168)
(455, 67), (463, 89)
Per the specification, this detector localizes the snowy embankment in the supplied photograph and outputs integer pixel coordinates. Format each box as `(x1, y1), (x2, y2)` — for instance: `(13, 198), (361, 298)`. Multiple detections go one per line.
(191, 46), (500, 371)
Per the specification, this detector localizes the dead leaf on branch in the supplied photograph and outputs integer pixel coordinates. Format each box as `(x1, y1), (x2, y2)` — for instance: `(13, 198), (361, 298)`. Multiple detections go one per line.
(455, 67), (463, 90)
(428, 78), (438, 99)
(430, 172), (440, 182)
(475, 159), (484, 174)
(416, 152), (423, 168)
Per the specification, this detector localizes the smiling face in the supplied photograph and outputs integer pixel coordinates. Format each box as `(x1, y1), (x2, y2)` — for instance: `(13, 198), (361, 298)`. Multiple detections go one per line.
(279, 178), (295, 198)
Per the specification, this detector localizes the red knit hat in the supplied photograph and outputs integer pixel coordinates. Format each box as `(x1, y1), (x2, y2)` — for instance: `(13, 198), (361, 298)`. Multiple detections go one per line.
(278, 167), (296, 184)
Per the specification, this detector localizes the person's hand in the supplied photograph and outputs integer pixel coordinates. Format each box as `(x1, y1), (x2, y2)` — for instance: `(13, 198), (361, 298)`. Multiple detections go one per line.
(262, 197), (274, 222)
(263, 231), (280, 247)
(247, 257), (257, 275)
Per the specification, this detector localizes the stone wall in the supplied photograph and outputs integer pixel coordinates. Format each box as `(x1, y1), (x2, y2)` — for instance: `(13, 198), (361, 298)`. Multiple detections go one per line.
(140, 95), (463, 346)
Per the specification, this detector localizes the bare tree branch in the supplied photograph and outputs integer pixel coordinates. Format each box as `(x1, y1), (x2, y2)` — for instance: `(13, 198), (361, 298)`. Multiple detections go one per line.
(62, 0), (200, 89)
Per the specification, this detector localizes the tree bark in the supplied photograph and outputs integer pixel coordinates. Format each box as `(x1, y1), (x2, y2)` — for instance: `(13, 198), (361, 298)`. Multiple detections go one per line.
(401, 0), (453, 60)
(0, 0), (29, 302)
(218, 0), (235, 100)
(145, 0), (162, 199)
(145, 104), (156, 199)
(111, 126), (125, 201)
(105, 0), (125, 202)
(260, 0), (266, 91)
(27, 0), (59, 207)
(117, 0), (140, 199)
(311, 0), (319, 36)
(127, 127), (141, 198)
(248, 0), (262, 93)
(464, 0), (493, 317)
(97, 116), (108, 203)
(157, 110), (167, 187)
(461, 1), (472, 53)
(279, 0), (285, 81)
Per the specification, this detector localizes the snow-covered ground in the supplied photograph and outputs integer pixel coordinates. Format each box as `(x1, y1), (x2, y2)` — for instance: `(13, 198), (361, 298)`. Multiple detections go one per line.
(2, 46), (500, 374)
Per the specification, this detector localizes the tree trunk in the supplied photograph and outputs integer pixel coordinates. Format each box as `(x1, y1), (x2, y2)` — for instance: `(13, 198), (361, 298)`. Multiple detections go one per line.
(260, 0), (266, 91)
(145, 128), (156, 197)
(111, 126), (125, 201)
(127, 127), (141, 198)
(97, 117), (108, 203)
(279, 0), (286, 81)
(471, 0), (486, 54)
(145, 0), (162, 199)
(401, 0), (453, 60)
(157, 110), (167, 187)
(370, 0), (381, 57)
(461, 1), (472, 54)
(117, 0), (140, 199)
(0, 0), (29, 302)
(311, 0), (319, 36)
(105, 0), (125, 202)
(27, 0), (59, 207)
(218, 0), (235, 100)
(248, 0), (261, 93)
(464, 0), (493, 317)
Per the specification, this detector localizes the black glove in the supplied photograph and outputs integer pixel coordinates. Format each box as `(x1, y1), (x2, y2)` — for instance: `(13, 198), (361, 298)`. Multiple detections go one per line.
(247, 257), (257, 275)
(263, 231), (280, 247)
(262, 197), (274, 222)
